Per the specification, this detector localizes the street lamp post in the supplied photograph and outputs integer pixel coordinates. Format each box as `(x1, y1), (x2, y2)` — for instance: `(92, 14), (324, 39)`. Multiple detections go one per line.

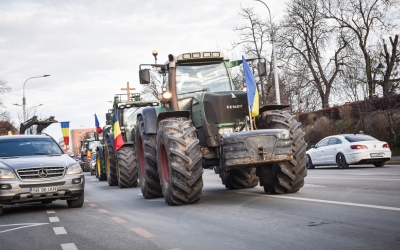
(254, 0), (281, 105)
(22, 75), (50, 123)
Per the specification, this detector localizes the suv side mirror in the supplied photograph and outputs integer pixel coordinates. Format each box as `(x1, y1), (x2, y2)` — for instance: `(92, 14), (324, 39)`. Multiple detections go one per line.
(311, 144), (316, 148)
(139, 69), (150, 84)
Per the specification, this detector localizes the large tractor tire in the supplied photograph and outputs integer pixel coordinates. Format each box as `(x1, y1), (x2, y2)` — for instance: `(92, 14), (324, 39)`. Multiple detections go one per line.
(136, 116), (162, 198)
(105, 136), (118, 186)
(83, 162), (90, 172)
(156, 117), (203, 205)
(116, 146), (138, 188)
(255, 110), (308, 194)
(219, 167), (259, 189)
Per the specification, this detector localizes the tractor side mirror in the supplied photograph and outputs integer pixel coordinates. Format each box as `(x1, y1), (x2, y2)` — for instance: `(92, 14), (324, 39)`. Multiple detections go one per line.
(139, 69), (150, 84)
(257, 61), (267, 76)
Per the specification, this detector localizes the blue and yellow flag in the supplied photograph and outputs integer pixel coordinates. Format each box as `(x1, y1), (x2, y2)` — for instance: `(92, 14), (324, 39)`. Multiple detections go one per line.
(242, 55), (259, 117)
(60, 122), (70, 146)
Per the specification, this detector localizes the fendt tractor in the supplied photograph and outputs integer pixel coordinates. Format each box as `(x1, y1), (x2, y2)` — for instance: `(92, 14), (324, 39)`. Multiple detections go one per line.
(104, 93), (159, 188)
(136, 51), (308, 205)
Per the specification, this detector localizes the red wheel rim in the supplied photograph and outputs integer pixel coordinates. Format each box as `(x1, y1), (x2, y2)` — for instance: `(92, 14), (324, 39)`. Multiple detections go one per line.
(159, 143), (169, 185)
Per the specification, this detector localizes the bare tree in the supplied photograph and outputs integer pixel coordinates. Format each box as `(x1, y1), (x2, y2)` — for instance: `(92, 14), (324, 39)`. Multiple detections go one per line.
(0, 80), (11, 121)
(379, 35), (400, 95)
(323, 0), (400, 97)
(231, 6), (275, 105)
(140, 70), (163, 101)
(278, 0), (348, 109)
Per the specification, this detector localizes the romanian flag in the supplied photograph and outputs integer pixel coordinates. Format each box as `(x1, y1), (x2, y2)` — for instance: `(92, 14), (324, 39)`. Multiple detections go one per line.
(7, 127), (12, 136)
(242, 55), (259, 117)
(113, 107), (124, 152)
(60, 122), (70, 146)
(95, 113), (103, 134)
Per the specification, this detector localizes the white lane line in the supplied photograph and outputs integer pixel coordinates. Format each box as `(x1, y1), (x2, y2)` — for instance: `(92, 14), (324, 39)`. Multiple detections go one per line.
(307, 177), (400, 181)
(238, 192), (400, 212)
(304, 184), (325, 188)
(61, 243), (78, 250)
(53, 227), (67, 235)
(49, 217), (60, 223)
(46, 210), (56, 214)
(0, 223), (49, 234)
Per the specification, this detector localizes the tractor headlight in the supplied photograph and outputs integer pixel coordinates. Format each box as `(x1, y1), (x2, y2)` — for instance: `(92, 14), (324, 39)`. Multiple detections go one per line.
(67, 164), (83, 175)
(158, 89), (172, 102)
(0, 169), (16, 179)
(218, 127), (234, 135)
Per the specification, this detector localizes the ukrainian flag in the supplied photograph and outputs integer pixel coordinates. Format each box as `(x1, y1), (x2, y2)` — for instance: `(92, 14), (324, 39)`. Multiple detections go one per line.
(113, 107), (124, 152)
(242, 56), (259, 117)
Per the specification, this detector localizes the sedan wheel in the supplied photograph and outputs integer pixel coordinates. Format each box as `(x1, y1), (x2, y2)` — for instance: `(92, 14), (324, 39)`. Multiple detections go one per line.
(373, 161), (385, 168)
(336, 153), (349, 169)
(306, 155), (315, 169)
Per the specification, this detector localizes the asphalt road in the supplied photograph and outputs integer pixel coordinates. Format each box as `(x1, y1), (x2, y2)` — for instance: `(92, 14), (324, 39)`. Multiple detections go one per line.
(1, 164), (400, 250)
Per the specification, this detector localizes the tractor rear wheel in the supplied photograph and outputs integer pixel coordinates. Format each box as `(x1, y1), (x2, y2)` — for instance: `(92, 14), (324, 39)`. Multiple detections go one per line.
(219, 167), (259, 189)
(136, 116), (162, 198)
(116, 146), (138, 188)
(255, 110), (308, 194)
(105, 136), (118, 186)
(157, 117), (203, 205)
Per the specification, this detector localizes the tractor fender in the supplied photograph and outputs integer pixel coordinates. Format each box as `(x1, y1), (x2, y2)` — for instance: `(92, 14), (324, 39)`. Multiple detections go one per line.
(96, 145), (104, 157)
(107, 132), (115, 153)
(156, 111), (190, 126)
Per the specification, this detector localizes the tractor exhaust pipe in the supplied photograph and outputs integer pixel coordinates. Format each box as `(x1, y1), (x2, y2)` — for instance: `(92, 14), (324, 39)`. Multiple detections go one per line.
(168, 54), (179, 111)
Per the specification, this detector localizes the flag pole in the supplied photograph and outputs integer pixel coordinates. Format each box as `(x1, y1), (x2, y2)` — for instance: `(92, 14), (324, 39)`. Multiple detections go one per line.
(248, 106), (254, 130)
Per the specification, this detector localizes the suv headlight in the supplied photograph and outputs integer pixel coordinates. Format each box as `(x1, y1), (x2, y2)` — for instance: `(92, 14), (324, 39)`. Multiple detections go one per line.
(0, 169), (16, 179)
(67, 164), (83, 175)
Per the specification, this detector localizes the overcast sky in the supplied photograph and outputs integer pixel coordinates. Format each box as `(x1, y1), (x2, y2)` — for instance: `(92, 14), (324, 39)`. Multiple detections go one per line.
(0, 0), (287, 145)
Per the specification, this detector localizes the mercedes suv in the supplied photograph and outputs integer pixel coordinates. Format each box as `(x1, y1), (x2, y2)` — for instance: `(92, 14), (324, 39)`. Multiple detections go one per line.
(0, 135), (85, 215)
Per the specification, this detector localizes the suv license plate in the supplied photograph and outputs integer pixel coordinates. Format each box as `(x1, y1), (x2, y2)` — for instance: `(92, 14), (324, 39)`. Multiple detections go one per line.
(30, 186), (57, 194)
(370, 153), (384, 158)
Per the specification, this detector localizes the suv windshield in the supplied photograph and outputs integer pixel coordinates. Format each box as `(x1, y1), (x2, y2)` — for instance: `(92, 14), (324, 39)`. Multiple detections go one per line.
(176, 62), (231, 94)
(0, 137), (63, 157)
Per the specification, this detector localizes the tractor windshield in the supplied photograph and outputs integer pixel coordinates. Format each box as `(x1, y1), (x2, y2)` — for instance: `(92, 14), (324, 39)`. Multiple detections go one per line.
(176, 62), (232, 95)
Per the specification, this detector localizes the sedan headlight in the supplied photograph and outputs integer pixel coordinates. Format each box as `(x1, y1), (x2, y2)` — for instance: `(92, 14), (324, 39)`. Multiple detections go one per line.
(67, 164), (83, 175)
(0, 169), (16, 179)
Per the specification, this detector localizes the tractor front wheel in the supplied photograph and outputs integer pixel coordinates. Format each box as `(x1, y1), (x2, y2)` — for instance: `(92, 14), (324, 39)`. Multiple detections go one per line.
(136, 116), (162, 198)
(116, 146), (138, 188)
(105, 136), (118, 186)
(219, 167), (259, 189)
(156, 117), (203, 205)
(255, 110), (308, 194)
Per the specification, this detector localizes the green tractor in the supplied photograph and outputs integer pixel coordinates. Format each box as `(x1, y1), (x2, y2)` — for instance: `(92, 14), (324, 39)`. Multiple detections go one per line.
(103, 93), (159, 188)
(136, 51), (308, 205)
(95, 124), (110, 181)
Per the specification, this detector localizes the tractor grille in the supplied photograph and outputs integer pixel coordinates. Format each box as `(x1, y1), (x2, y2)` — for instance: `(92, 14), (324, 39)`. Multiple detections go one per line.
(17, 167), (65, 179)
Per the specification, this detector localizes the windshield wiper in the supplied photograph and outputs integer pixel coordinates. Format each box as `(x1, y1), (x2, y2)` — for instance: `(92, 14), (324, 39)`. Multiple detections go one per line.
(178, 88), (209, 95)
(33, 152), (62, 156)
(0, 156), (19, 159)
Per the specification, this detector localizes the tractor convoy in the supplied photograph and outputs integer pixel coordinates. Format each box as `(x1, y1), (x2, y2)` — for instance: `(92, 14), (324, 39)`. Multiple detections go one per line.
(96, 51), (308, 206)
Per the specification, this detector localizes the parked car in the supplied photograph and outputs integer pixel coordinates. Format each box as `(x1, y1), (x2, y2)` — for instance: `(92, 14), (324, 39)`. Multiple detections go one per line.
(306, 134), (391, 169)
(0, 135), (85, 215)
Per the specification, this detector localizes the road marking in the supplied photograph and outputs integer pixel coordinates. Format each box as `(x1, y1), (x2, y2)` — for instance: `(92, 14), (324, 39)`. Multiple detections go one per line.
(0, 223), (49, 234)
(167, 248), (181, 250)
(84, 199), (89, 202)
(131, 228), (155, 238)
(47, 210), (55, 214)
(61, 243), (78, 250)
(304, 184), (325, 188)
(88, 203), (97, 208)
(238, 192), (400, 212)
(98, 209), (109, 214)
(111, 216), (126, 223)
(49, 217), (60, 223)
(307, 177), (400, 181)
(53, 227), (67, 235)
